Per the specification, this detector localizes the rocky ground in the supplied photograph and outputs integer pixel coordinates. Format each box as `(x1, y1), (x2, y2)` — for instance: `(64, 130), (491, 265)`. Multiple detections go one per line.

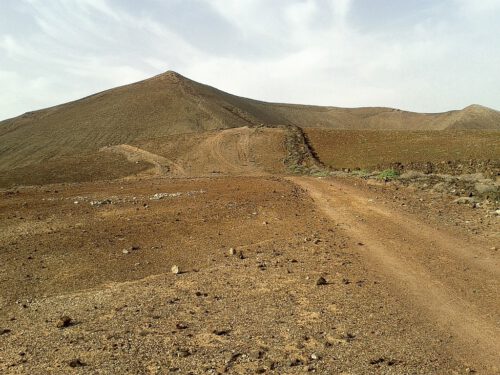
(0, 173), (498, 374)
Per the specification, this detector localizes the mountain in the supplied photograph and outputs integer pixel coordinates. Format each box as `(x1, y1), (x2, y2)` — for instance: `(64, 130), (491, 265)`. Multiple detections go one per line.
(0, 71), (499, 174)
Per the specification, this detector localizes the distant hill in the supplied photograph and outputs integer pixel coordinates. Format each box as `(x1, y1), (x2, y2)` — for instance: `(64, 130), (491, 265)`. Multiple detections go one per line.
(1, 71), (499, 172)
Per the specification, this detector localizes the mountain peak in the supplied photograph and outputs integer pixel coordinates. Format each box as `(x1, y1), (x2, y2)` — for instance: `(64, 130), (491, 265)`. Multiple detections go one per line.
(149, 70), (186, 83)
(463, 104), (496, 113)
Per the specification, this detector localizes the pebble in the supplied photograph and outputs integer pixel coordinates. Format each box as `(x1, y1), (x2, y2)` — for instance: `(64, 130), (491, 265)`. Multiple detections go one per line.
(56, 316), (73, 328)
(68, 358), (86, 367)
(289, 358), (303, 367)
(171, 265), (180, 274)
(229, 248), (236, 256)
(176, 322), (188, 330)
(175, 349), (190, 358)
(316, 277), (327, 286)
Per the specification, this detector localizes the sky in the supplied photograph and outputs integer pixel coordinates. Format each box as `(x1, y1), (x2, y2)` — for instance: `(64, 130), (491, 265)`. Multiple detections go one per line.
(0, 0), (499, 120)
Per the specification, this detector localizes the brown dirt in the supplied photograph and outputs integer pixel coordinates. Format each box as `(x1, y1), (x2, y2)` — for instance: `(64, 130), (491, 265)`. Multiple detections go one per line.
(0, 152), (151, 189)
(1, 72), (499, 374)
(134, 127), (287, 177)
(306, 128), (500, 173)
(1, 174), (499, 374)
(1, 71), (499, 175)
(293, 177), (500, 372)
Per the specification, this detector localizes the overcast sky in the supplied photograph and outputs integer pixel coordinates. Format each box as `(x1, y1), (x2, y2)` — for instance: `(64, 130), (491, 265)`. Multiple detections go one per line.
(1, 0), (499, 120)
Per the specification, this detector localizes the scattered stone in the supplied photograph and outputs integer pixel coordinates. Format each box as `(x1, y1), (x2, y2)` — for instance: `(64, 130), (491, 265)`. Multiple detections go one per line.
(316, 277), (328, 286)
(289, 358), (303, 367)
(155, 192), (180, 200)
(175, 349), (191, 358)
(56, 316), (73, 329)
(90, 199), (111, 207)
(176, 322), (188, 330)
(453, 197), (476, 205)
(369, 358), (385, 365)
(213, 329), (231, 336)
(122, 249), (130, 254)
(238, 251), (245, 260)
(171, 265), (180, 275)
(313, 238), (321, 244)
(68, 358), (86, 367)
(131, 245), (140, 251)
(0, 328), (11, 335)
(310, 353), (320, 360)
(228, 248), (236, 256)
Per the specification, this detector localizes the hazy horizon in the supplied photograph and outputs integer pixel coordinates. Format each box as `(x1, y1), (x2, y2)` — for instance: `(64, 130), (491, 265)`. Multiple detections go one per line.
(1, 0), (499, 120)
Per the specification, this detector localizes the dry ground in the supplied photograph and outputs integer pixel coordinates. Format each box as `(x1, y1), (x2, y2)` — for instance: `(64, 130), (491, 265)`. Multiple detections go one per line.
(1, 71), (500, 375)
(1, 172), (499, 374)
(305, 129), (500, 172)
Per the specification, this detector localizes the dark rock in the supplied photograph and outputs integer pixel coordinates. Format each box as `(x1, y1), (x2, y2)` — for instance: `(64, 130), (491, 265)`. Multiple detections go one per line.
(316, 277), (327, 286)
(56, 316), (73, 328)
(176, 322), (188, 330)
(175, 349), (191, 358)
(68, 358), (86, 367)
(289, 358), (303, 367)
(213, 329), (231, 336)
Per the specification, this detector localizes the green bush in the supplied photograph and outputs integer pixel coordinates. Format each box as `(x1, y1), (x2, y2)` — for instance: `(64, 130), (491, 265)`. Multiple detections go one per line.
(377, 169), (400, 180)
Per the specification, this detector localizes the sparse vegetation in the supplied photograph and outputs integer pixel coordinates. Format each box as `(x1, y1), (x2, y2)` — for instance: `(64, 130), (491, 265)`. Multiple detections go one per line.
(310, 169), (331, 177)
(377, 168), (400, 180)
(352, 169), (370, 178)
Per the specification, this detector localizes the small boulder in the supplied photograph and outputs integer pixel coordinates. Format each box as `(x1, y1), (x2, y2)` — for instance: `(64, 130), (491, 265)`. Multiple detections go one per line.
(68, 359), (86, 368)
(316, 277), (328, 286)
(56, 316), (73, 329)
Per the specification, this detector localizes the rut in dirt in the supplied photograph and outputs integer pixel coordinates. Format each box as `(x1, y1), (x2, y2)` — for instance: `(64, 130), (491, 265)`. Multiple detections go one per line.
(292, 176), (500, 372)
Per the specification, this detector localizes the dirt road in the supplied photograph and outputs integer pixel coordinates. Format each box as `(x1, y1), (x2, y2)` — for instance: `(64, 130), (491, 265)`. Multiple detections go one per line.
(292, 177), (500, 373)
(101, 144), (183, 176)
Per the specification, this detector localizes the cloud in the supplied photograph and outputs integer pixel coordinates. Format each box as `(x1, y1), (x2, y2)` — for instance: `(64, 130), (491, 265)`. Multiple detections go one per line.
(0, 0), (499, 120)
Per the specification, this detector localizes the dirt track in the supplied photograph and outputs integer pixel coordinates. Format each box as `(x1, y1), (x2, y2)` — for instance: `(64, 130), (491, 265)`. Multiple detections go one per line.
(293, 177), (500, 372)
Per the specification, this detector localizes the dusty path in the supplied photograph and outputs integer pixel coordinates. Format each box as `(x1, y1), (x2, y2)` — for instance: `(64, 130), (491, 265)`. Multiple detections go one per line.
(194, 127), (261, 175)
(101, 144), (185, 176)
(292, 176), (500, 373)
(169, 126), (279, 176)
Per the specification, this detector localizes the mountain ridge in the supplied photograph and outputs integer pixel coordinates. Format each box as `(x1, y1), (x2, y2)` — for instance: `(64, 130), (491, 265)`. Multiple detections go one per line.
(0, 70), (499, 172)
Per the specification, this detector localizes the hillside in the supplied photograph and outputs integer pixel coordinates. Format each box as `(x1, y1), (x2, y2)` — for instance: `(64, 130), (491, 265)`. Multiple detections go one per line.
(1, 71), (499, 174)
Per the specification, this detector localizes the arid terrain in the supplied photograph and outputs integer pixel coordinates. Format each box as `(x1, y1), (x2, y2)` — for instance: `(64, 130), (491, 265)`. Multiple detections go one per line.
(0, 72), (499, 374)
